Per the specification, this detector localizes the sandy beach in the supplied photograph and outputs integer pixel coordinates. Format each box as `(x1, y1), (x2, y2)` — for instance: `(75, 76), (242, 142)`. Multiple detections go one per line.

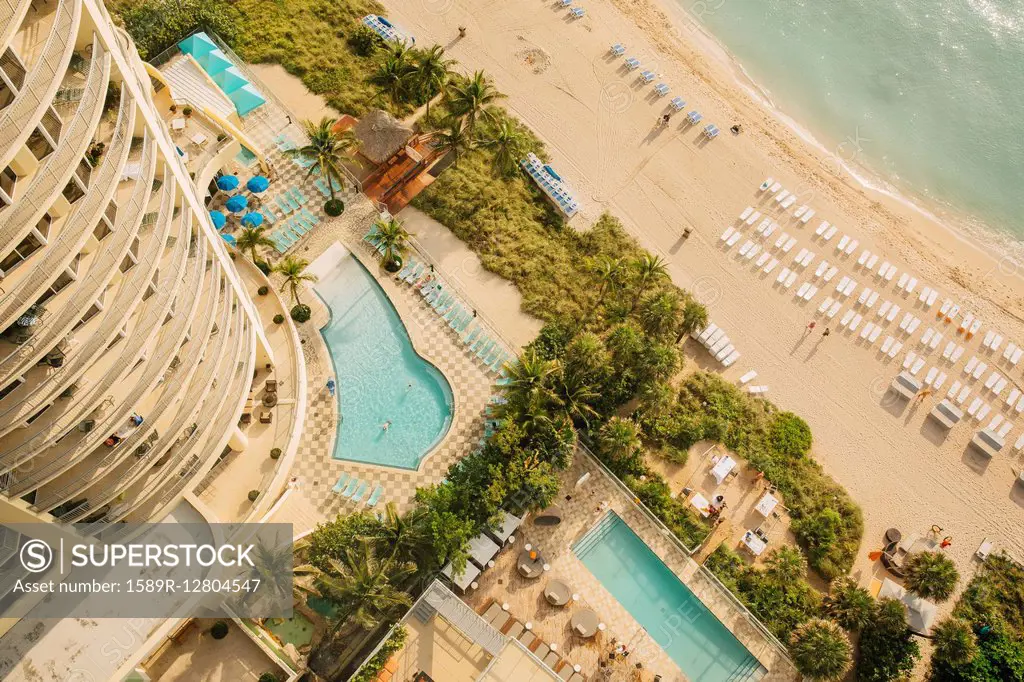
(383, 0), (1024, 588)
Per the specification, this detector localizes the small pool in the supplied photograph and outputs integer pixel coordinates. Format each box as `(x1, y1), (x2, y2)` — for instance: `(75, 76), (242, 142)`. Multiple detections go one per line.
(264, 613), (315, 648)
(573, 513), (765, 682)
(316, 255), (453, 469)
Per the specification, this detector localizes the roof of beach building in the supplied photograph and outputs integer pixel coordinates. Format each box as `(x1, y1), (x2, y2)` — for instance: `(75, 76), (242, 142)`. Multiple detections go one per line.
(350, 109), (414, 164)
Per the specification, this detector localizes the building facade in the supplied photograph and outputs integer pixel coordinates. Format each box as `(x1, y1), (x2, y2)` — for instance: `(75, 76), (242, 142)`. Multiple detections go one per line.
(0, 0), (269, 557)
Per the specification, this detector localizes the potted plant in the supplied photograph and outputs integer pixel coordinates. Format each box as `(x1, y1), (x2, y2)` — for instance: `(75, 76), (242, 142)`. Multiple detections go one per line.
(324, 198), (344, 217)
(291, 304), (311, 323)
(270, 447), (282, 460)
(258, 674), (280, 682)
(372, 218), (410, 273)
(182, 105), (193, 119)
(248, 490), (260, 502)
(211, 620), (229, 639)
(273, 313), (285, 324)
(169, 103), (177, 114)
(257, 285), (269, 296)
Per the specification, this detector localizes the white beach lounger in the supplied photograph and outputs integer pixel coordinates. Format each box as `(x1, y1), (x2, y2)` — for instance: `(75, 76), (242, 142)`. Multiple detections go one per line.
(1017, 395), (1024, 414)
(727, 231), (742, 247)
(897, 273), (909, 290)
(964, 356), (979, 375)
(987, 414), (1003, 431)
(982, 330), (994, 348)
(1003, 342), (1019, 362)
(803, 285), (818, 301)
(997, 421), (1012, 439)
(722, 350), (741, 367)
(781, 195), (797, 209)
(1006, 388), (1021, 407)
(818, 296), (835, 314)
(782, 237), (797, 253)
(769, 182), (782, 193)
(858, 288), (873, 306)
(994, 378), (1007, 395)
(739, 370), (757, 385)
(934, 371), (947, 389)
(957, 386), (971, 404)
(837, 235), (850, 252)
(836, 276), (850, 294)
(777, 267), (791, 284)
(902, 351), (918, 370)
(815, 221), (829, 237)
(697, 323), (719, 343)
(860, 322), (874, 340)
(739, 240), (754, 256)
(775, 189), (790, 203)
(967, 397), (982, 416)
(844, 239), (859, 255)
(824, 266), (838, 282)
(763, 222), (779, 238)
(840, 309), (855, 327)
(942, 341), (956, 359)
(827, 301), (841, 318)
(925, 367), (938, 385)
(906, 277), (918, 293)
(764, 258), (779, 274)
(973, 361), (988, 380)
(745, 211), (761, 226)
(991, 334), (1003, 351)
(784, 271), (797, 288)
(801, 209), (816, 224)
(794, 247), (808, 264)
(951, 345), (965, 362)
(815, 261), (829, 278)
(842, 279), (857, 297)
(886, 304), (901, 323)
(928, 330), (942, 350)
(984, 371), (1000, 390)
(721, 226), (736, 242)
(857, 249), (870, 266)
(906, 317), (921, 335)
(1012, 348), (1024, 365)
(866, 254), (879, 270)
(755, 252), (771, 268)
(947, 380), (962, 399)
(759, 178), (774, 192)
(794, 205), (808, 219)
(756, 218), (773, 235)
(881, 336), (894, 354)
(823, 225), (837, 240)
(887, 341), (903, 358)
(774, 232), (789, 249)
(967, 318), (982, 340)
(877, 300), (892, 319)
(848, 314), (863, 332)
(1016, 434), (1024, 451)
(976, 403), (991, 421)
(796, 282), (810, 299)
(714, 343), (735, 361)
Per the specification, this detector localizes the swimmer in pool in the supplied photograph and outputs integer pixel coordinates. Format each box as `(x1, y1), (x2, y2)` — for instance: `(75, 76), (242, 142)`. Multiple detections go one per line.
(382, 420), (391, 432)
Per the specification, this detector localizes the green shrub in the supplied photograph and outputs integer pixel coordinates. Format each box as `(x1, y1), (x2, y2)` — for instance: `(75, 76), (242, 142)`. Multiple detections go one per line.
(346, 24), (379, 57)
(904, 551), (959, 602)
(210, 620), (229, 639)
(273, 313), (285, 324)
(248, 490), (260, 502)
(789, 619), (852, 681)
(257, 285), (269, 296)
(270, 447), (282, 459)
(857, 598), (920, 682)
(291, 304), (311, 322)
(256, 260), (272, 275)
(822, 576), (875, 631)
(351, 626), (407, 682)
(258, 673), (279, 682)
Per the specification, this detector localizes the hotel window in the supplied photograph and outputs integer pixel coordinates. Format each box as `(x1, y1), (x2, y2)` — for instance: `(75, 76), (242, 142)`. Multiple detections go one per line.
(0, 166), (16, 200)
(0, 232), (44, 275)
(62, 176), (85, 205)
(0, 378), (25, 403)
(26, 127), (54, 162)
(120, 237), (140, 273)
(73, 301), (103, 331)
(25, 404), (50, 425)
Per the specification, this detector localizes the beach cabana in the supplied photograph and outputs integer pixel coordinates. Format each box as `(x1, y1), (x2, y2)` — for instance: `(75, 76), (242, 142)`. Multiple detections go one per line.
(970, 428), (1004, 458)
(467, 533), (501, 570)
(246, 175), (269, 193)
(486, 510), (524, 546)
(225, 195), (248, 213)
(928, 399), (963, 429)
(208, 210), (226, 229)
(212, 66), (249, 94)
(351, 109), (414, 166)
(441, 561), (480, 593)
(241, 211), (263, 228)
(878, 578), (937, 636)
(197, 49), (232, 76)
(178, 32), (217, 58)
(889, 372), (921, 401)
(216, 174), (239, 191)
(228, 84), (267, 116)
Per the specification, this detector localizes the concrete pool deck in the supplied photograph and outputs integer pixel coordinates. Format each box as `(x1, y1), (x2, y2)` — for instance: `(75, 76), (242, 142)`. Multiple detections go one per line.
(464, 451), (800, 682)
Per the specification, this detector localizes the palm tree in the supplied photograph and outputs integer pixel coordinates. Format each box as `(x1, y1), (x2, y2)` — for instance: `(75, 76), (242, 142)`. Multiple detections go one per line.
(373, 217), (410, 270)
(789, 619), (853, 681)
(629, 254), (668, 311)
(368, 502), (433, 568)
(481, 119), (528, 176)
(930, 618), (978, 667)
(638, 290), (682, 339)
(676, 297), (710, 343)
(903, 551), (959, 602)
(765, 545), (807, 583)
(369, 52), (416, 107)
(240, 540), (320, 607)
(274, 255), (318, 306)
(588, 256), (625, 319)
(555, 371), (599, 429)
(413, 45), (455, 118)
(432, 119), (474, 166)
(501, 348), (560, 411)
(596, 417), (641, 463)
(823, 576), (875, 631)
(446, 70), (505, 132)
(234, 225), (275, 265)
(284, 118), (357, 206)
(309, 539), (415, 680)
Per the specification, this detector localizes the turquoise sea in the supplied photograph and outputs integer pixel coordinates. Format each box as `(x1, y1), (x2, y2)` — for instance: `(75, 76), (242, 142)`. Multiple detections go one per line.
(685, 0), (1024, 240)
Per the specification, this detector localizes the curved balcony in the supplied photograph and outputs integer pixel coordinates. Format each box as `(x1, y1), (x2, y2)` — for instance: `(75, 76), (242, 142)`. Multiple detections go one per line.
(26, 231), (211, 508)
(0, 35), (109, 251)
(58, 293), (244, 523)
(0, 0), (80, 169)
(0, 85), (135, 335)
(0, 0), (33, 56)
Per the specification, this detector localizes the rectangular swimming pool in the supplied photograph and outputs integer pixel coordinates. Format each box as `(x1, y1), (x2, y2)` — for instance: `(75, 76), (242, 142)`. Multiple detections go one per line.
(573, 512), (765, 682)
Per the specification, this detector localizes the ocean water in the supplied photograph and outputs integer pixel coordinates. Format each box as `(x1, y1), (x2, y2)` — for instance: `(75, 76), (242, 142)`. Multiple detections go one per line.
(316, 255), (453, 470)
(686, 0), (1024, 239)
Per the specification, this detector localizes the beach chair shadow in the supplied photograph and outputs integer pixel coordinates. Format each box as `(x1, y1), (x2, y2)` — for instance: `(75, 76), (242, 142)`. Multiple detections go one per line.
(919, 418), (950, 446)
(696, 133), (713, 148)
(959, 446), (992, 475)
(1008, 482), (1024, 510)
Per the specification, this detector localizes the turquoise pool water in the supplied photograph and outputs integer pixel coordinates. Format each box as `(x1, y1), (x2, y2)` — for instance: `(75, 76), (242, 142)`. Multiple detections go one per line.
(573, 513), (764, 681)
(316, 255), (453, 469)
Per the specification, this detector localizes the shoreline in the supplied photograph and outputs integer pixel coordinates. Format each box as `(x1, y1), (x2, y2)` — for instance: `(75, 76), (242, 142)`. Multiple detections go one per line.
(666, 0), (1024, 277)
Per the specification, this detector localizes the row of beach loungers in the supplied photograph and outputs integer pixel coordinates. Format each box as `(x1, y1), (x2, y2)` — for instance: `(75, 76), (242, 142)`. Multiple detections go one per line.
(330, 472), (384, 508)
(520, 153), (580, 217)
(613, 43), (719, 139)
(725, 177), (1024, 463)
(480, 600), (586, 682)
(559, 0), (586, 18)
(366, 238), (510, 375)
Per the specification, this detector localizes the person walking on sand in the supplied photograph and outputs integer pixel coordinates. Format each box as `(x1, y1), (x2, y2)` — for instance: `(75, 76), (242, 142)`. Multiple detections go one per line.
(913, 388), (934, 405)
(458, 26), (467, 38)
(804, 320), (816, 335)
(822, 327), (831, 338)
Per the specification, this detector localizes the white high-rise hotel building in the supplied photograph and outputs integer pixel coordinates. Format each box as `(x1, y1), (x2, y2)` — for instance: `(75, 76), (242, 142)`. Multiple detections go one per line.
(0, 0), (271, 541)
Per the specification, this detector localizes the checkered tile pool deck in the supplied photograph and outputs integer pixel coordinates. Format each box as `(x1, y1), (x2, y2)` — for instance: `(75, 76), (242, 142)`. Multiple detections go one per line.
(283, 199), (497, 515)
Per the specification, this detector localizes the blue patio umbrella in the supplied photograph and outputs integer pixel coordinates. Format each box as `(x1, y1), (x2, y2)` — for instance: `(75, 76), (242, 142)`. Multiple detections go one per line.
(224, 194), (248, 213)
(198, 49), (232, 76)
(212, 66), (249, 94)
(246, 175), (269, 193)
(178, 32), (217, 58)
(228, 84), (267, 116)
(221, 233), (237, 246)
(209, 210), (226, 229)
(216, 174), (239, 191)
(241, 211), (264, 228)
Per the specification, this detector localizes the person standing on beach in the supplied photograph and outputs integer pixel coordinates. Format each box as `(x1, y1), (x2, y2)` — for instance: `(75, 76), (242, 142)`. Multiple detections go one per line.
(805, 321), (816, 335)
(822, 327), (831, 338)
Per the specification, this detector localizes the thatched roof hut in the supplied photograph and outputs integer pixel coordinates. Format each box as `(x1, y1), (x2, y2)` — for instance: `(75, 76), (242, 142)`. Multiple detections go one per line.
(351, 109), (413, 165)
